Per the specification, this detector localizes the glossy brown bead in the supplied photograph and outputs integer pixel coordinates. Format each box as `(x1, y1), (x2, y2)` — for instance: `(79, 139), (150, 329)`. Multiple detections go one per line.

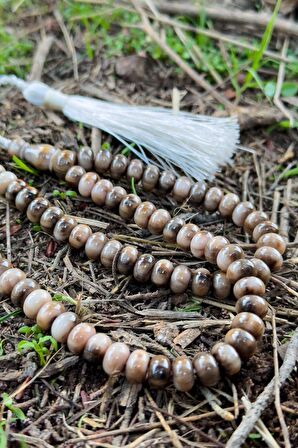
(190, 230), (213, 258)
(250, 258), (271, 284)
(148, 209), (171, 235)
(23, 289), (52, 319)
(257, 233), (286, 255)
(219, 193), (240, 218)
(170, 265), (191, 294)
(125, 349), (150, 384)
(78, 146), (93, 171)
(15, 186), (38, 211)
(0, 171), (17, 195)
(193, 352), (220, 387)
(40, 206), (64, 232)
(85, 232), (108, 260)
(127, 159), (144, 182)
(204, 236), (229, 264)
(211, 342), (241, 375)
(151, 259), (174, 286)
(158, 170), (176, 192)
(176, 223), (199, 250)
(11, 278), (39, 306)
(231, 312), (265, 339)
(233, 276), (266, 299)
(232, 201), (255, 227)
(94, 149), (113, 173)
(83, 333), (112, 362)
(53, 216), (77, 242)
(252, 221), (278, 242)
(216, 244), (244, 272)
(67, 323), (96, 354)
(5, 179), (26, 202)
(134, 202), (156, 229)
(110, 154), (128, 179)
(189, 180), (207, 204)
(119, 194), (142, 220)
(0, 259), (13, 276)
(148, 355), (171, 389)
(254, 246), (283, 272)
(102, 342), (130, 375)
(91, 179), (113, 205)
(105, 186), (127, 209)
(172, 176), (192, 202)
(117, 246), (138, 274)
(225, 328), (257, 361)
(243, 211), (269, 235)
(172, 357), (194, 392)
(51, 311), (78, 343)
(100, 240), (122, 268)
(65, 165), (86, 188)
(26, 197), (50, 223)
(235, 295), (268, 318)
(204, 187), (224, 212)
(36, 301), (65, 331)
(23, 144), (56, 170)
(0, 268), (26, 296)
(78, 172), (99, 197)
(142, 165), (160, 191)
(192, 268), (211, 297)
(133, 254), (155, 282)
(226, 259), (256, 284)
(69, 224), (92, 249)
(163, 217), (185, 243)
(51, 149), (76, 178)
(213, 271), (231, 299)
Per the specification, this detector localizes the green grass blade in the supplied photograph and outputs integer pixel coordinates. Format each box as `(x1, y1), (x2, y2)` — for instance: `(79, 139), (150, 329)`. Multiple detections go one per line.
(12, 155), (38, 175)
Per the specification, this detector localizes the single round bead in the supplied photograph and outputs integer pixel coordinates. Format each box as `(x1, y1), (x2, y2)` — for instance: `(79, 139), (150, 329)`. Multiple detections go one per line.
(94, 149), (112, 173)
(125, 349), (150, 384)
(119, 194), (142, 220)
(36, 301), (65, 331)
(163, 217), (185, 243)
(5, 179), (26, 202)
(233, 276), (266, 299)
(219, 193), (240, 218)
(69, 224), (92, 249)
(254, 246), (283, 272)
(190, 231), (213, 258)
(11, 278), (39, 306)
(117, 246), (139, 274)
(0, 259), (13, 276)
(225, 328), (257, 361)
(105, 186), (127, 209)
(172, 176), (192, 202)
(226, 259), (256, 284)
(252, 221), (278, 242)
(65, 165), (86, 188)
(127, 159), (144, 182)
(189, 181), (207, 204)
(193, 352), (220, 387)
(83, 333), (112, 362)
(235, 295), (268, 318)
(53, 216), (77, 242)
(102, 342), (130, 376)
(23, 289), (52, 319)
(257, 233), (286, 255)
(142, 165), (160, 191)
(134, 202), (156, 229)
(216, 244), (244, 272)
(40, 206), (64, 232)
(24, 144), (56, 170)
(170, 265), (191, 294)
(110, 154), (128, 179)
(148, 209), (171, 235)
(204, 187), (224, 212)
(204, 236), (229, 264)
(176, 223), (199, 251)
(172, 357), (194, 392)
(51, 311), (78, 343)
(85, 232), (108, 260)
(100, 240), (122, 268)
(231, 312), (265, 339)
(78, 172), (99, 197)
(213, 271), (231, 299)
(91, 179), (113, 205)
(243, 211), (269, 234)
(26, 197), (50, 223)
(15, 186), (38, 212)
(133, 254), (155, 282)
(50, 150), (76, 178)
(78, 146), (93, 171)
(250, 258), (271, 284)
(211, 342), (241, 375)
(151, 259), (174, 286)
(0, 268), (26, 296)
(158, 170), (176, 192)
(148, 355), (171, 389)
(67, 323), (96, 355)
(192, 268), (211, 297)
(232, 201), (255, 227)
(0, 171), (17, 195)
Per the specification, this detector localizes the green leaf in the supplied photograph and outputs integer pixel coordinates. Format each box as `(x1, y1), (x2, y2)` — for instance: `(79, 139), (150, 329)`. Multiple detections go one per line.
(264, 81), (276, 98)
(0, 309), (21, 323)
(1, 393), (26, 421)
(101, 142), (110, 150)
(281, 166), (298, 179)
(281, 82), (298, 97)
(39, 336), (59, 351)
(0, 426), (7, 448)
(65, 190), (77, 198)
(31, 224), (41, 232)
(52, 293), (76, 305)
(131, 176), (136, 195)
(52, 189), (61, 197)
(12, 155), (38, 175)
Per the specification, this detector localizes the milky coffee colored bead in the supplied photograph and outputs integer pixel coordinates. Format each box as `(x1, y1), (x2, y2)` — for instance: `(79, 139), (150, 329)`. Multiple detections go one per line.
(211, 342), (241, 375)
(65, 165), (86, 188)
(0, 268), (26, 296)
(151, 259), (174, 286)
(172, 356), (195, 392)
(176, 223), (199, 251)
(100, 240), (122, 268)
(204, 187), (223, 212)
(231, 312), (265, 339)
(5, 179), (26, 202)
(233, 276), (266, 299)
(133, 254), (155, 282)
(78, 146), (93, 171)
(23, 289), (52, 319)
(172, 176), (192, 202)
(219, 193), (240, 218)
(69, 224), (92, 249)
(148, 355), (171, 389)
(24, 144), (56, 170)
(170, 265), (191, 294)
(189, 180), (207, 204)
(142, 165), (160, 191)
(0, 259), (13, 276)
(51, 150), (76, 178)
(232, 201), (255, 227)
(91, 179), (113, 205)
(243, 211), (269, 234)
(226, 259), (256, 284)
(250, 258), (271, 284)
(158, 170), (176, 192)
(257, 233), (286, 255)
(205, 236), (229, 264)
(148, 209), (171, 235)
(67, 323), (96, 355)
(134, 202), (156, 229)
(235, 295), (268, 318)
(83, 333), (112, 362)
(163, 217), (185, 243)
(36, 301), (66, 331)
(119, 194), (142, 220)
(125, 349), (150, 384)
(190, 230), (213, 258)
(15, 186), (38, 211)
(252, 221), (278, 242)
(102, 342), (130, 376)
(85, 232), (108, 260)
(216, 244), (244, 272)
(117, 246), (139, 274)
(78, 172), (99, 197)
(213, 271), (231, 300)
(110, 154), (128, 179)
(225, 328), (257, 361)
(11, 278), (39, 306)
(40, 206), (64, 232)
(127, 159), (144, 182)
(254, 246), (283, 272)
(53, 216), (77, 242)
(105, 186), (127, 209)
(26, 197), (50, 223)
(192, 268), (211, 297)
(51, 311), (78, 343)
(0, 171), (17, 195)
(193, 352), (220, 387)
(94, 149), (112, 173)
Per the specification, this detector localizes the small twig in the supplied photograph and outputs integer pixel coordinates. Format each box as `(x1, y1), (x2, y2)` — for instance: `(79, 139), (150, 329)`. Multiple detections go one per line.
(54, 10), (79, 80)
(5, 203), (11, 262)
(28, 34), (54, 81)
(274, 38), (294, 127)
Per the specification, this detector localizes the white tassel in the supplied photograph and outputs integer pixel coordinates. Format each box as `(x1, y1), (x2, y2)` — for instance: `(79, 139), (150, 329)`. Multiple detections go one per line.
(0, 75), (239, 180)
